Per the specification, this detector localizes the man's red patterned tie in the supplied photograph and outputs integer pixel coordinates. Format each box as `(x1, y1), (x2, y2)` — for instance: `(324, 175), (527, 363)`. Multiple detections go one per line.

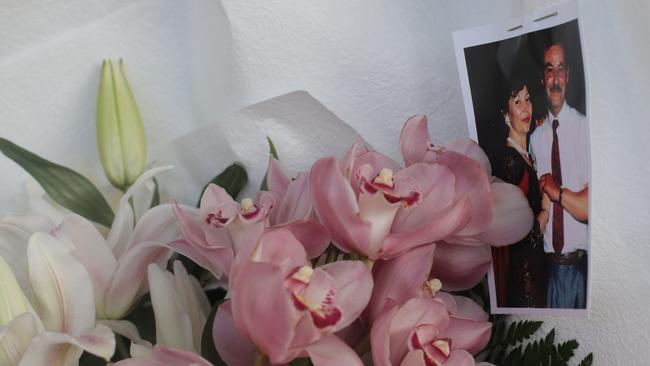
(552, 119), (564, 254)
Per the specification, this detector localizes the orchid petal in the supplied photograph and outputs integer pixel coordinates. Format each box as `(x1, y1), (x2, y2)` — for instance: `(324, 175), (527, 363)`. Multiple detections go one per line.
(0, 313), (41, 365)
(231, 261), (295, 364)
(339, 139), (368, 178)
(472, 180), (533, 246)
(310, 157), (371, 255)
(434, 151), (492, 236)
(274, 172), (313, 224)
(444, 139), (492, 176)
(400, 115), (431, 167)
(370, 300), (399, 366)
(53, 215), (117, 317)
(318, 260), (373, 330)
(358, 189), (401, 259)
(147, 263), (194, 352)
(442, 316), (491, 355)
(369, 244), (435, 323)
(251, 228), (309, 269)
(388, 299), (449, 366)
(19, 324), (115, 366)
(267, 158), (291, 196)
(381, 198), (472, 258)
(430, 243), (491, 291)
(27, 233), (96, 334)
(279, 220), (330, 258)
(400, 349), (427, 366)
(305, 334), (364, 366)
(392, 163), (455, 233)
(200, 183), (235, 208)
(166, 238), (232, 279)
(213, 300), (256, 366)
(451, 295), (489, 322)
(445, 349), (475, 366)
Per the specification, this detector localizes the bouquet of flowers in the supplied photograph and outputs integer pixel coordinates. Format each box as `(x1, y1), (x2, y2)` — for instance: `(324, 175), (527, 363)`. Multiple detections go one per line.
(0, 60), (592, 366)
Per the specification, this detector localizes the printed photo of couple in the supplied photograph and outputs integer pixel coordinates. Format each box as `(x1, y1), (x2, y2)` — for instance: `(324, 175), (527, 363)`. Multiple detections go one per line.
(454, 11), (590, 316)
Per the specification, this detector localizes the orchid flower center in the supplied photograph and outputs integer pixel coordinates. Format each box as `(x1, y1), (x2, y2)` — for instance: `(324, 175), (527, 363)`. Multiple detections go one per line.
(373, 168), (394, 188)
(410, 326), (452, 366)
(205, 210), (229, 226)
(423, 278), (443, 297)
(239, 197), (260, 219)
(285, 266), (342, 329)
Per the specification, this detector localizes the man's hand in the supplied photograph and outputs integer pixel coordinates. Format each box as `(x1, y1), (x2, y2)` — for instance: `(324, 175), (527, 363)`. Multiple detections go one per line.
(539, 173), (561, 202)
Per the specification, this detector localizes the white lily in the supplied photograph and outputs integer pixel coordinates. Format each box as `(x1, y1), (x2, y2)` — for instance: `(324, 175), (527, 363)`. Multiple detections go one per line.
(50, 166), (181, 319)
(0, 233), (115, 365)
(145, 261), (211, 353)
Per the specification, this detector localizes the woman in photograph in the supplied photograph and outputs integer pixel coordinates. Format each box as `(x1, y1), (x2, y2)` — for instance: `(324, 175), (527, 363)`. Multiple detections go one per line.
(494, 70), (550, 308)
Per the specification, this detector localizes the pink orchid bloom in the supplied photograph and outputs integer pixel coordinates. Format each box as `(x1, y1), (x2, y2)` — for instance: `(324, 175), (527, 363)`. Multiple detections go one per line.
(371, 296), (491, 366)
(214, 228), (371, 365)
(368, 244), (491, 324)
(399, 116), (533, 291)
(51, 166), (180, 319)
(172, 170), (331, 281)
(399, 115), (532, 247)
(113, 345), (214, 366)
(265, 158), (331, 258)
(171, 184), (276, 278)
(310, 144), (475, 261)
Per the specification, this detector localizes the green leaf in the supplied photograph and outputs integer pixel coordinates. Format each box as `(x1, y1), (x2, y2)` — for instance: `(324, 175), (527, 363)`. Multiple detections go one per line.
(197, 162), (248, 206)
(200, 299), (227, 366)
(578, 353), (594, 366)
(0, 137), (115, 227)
(260, 136), (279, 191)
(557, 339), (579, 361)
(150, 177), (160, 208)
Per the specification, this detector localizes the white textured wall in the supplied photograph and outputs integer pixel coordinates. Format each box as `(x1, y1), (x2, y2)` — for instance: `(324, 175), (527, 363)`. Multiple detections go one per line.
(1, 1), (648, 364)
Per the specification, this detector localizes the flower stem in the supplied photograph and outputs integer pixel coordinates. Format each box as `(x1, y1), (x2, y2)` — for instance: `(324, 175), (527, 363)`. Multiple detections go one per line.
(253, 350), (268, 366)
(354, 334), (371, 357)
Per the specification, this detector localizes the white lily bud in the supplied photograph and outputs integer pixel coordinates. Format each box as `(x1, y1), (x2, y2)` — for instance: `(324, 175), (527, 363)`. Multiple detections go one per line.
(96, 59), (147, 190)
(0, 256), (34, 326)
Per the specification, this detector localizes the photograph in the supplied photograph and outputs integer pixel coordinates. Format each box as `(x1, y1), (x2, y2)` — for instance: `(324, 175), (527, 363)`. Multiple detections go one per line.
(454, 7), (591, 316)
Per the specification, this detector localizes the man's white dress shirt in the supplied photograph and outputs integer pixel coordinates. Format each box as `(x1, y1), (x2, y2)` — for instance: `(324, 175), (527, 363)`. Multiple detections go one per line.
(530, 102), (590, 254)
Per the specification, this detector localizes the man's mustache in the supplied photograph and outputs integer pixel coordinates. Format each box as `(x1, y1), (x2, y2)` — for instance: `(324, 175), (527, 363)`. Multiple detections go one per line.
(550, 84), (563, 93)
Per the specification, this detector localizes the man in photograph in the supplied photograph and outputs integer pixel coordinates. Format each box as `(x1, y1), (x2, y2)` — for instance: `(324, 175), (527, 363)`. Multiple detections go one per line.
(530, 41), (589, 309)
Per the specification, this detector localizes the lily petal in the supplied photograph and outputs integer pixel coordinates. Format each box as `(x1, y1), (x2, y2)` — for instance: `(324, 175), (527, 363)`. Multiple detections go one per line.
(27, 233), (96, 335)
(125, 204), (181, 254)
(108, 166), (173, 258)
(52, 215), (117, 317)
(310, 157), (371, 255)
(0, 256), (36, 326)
(114, 345), (214, 366)
(172, 261), (210, 351)
(0, 214), (55, 299)
(0, 313), (42, 365)
(147, 263), (194, 352)
(105, 242), (170, 319)
(430, 243), (491, 291)
(19, 324), (115, 366)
